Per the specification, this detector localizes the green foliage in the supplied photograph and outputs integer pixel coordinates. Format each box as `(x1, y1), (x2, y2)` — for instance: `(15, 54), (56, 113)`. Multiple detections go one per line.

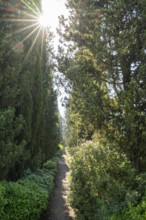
(59, 0), (146, 172)
(0, 108), (26, 179)
(69, 141), (140, 220)
(0, 0), (61, 180)
(0, 151), (62, 220)
(0, 184), (6, 218)
(0, 180), (47, 220)
(58, 144), (64, 151)
(2, 180), (48, 220)
(43, 148), (62, 173)
(43, 159), (58, 173)
(110, 194), (146, 220)
(58, 0), (146, 218)
(23, 169), (54, 193)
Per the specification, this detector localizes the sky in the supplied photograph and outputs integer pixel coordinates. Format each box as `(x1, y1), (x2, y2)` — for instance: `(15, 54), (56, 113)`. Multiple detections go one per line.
(41, 0), (69, 117)
(42, 0), (68, 32)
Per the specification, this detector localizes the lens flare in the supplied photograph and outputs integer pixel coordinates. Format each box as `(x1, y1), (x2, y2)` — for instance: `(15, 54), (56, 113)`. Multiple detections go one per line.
(38, 14), (49, 27)
(0, 0), (49, 67)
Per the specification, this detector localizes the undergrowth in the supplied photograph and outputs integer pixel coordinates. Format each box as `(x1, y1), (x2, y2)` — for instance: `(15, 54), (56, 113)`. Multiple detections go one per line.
(0, 146), (63, 220)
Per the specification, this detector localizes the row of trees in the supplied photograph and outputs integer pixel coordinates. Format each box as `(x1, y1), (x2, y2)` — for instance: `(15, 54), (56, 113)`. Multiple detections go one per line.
(0, 0), (60, 180)
(58, 0), (146, 171)
(58, 1), (146, 218)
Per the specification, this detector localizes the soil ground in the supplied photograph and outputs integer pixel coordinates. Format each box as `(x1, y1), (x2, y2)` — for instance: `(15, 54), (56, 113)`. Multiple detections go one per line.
(43, 153), (75, 220)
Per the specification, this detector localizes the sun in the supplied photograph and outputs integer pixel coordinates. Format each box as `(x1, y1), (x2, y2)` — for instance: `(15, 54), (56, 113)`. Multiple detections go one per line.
(37, 0), (69, 31)
(38, 14), (49, 27)
(1, 0), (68, 65)
(38, 0), (51, 28)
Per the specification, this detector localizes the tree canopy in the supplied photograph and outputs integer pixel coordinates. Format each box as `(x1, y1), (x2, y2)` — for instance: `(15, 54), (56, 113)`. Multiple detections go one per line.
(58, 0), (146, 172)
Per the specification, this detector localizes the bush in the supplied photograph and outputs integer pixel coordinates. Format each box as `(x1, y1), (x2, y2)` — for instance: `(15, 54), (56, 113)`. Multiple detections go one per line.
(110, 172), (146, 220)
(0, 180), (48, 220)
(43, 159), (58, 173)
(0, 183), (6, 219)
(22, 169), (54, 194)
(69, 141), (138, 220)
(0, 150), (62, 219)
(110, 194), (146, 220)
(43, 148), (62, 173)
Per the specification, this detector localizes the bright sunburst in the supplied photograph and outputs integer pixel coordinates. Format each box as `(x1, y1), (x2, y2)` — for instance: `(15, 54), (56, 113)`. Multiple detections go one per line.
(38, 0), (50, 27)
(1, 0), (51, 65)
(38, 14), (49, 27)
(1, 0), (68, 68)
(2, 0), (68, 117)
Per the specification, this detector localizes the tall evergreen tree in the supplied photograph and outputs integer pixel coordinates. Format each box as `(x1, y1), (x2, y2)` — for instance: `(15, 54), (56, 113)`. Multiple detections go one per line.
(58, 0), (146, 171)
(0, 0), (60, 180)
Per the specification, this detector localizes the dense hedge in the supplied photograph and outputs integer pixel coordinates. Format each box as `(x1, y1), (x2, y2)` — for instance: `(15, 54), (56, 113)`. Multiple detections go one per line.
(110, 194), (146, 220)
(0, 180), (48, 220)
(69, 141), (146, 220)
(0, 149), (62, 220)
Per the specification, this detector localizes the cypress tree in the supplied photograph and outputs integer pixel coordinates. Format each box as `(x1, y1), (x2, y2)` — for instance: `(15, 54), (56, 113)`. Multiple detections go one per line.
(0, 0), (60, 180)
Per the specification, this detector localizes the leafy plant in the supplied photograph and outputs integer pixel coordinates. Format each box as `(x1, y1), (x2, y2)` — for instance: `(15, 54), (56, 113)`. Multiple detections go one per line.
(0, 151), (62, 219)
(0, 180), (47, 220)
(110, 194), (146, 220)
(69, 141), (138, 220)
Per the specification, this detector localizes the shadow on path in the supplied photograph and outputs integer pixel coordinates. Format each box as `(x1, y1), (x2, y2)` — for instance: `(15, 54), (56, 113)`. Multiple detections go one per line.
(43, 153), (74, 220)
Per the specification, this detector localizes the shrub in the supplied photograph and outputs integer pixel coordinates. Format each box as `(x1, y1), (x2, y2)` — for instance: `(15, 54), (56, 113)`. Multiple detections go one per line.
(0, 149), (62, 219)
(24, 169), (54, 192)
(43, 159), (58, 173)
(69, 141), (138, 220)
(0, 183), (6, 219)
(43, 149), (61, 173)
(110, 194), (146, 220)
(0, 180), (48, 220)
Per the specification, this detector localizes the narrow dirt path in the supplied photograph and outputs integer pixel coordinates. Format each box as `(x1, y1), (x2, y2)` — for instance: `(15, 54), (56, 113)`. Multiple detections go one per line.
(48, 153), (74, 220)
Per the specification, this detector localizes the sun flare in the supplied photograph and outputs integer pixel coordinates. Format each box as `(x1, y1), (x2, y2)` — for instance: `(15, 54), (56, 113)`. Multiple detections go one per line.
(38, 0), (69, 30)
(38, 14), (49, 27)
(1, 0), (69, 117)
(1, 0), (68, 65)
(37, 0), (51, 28)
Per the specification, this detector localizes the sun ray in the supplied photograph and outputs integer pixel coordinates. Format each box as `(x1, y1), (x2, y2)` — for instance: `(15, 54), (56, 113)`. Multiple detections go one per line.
(15, 22), (39, 34)
(0, 0), (56, 67)
(21, 0), (41, 17)
(5, 22), (39, 40)
(2, 0), (40, 21)
(18, 10), (40, 20)
(40, 26), (45, 64)
(23, 27), (42, 63)
(22, 25), (41, 43)
(2, 0), (40, 20)
(1, 18), (38, 22)
(31, 0), (42, 16)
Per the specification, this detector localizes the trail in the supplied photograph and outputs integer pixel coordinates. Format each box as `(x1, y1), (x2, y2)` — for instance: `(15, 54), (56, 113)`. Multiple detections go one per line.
(46, 153), (74, 220)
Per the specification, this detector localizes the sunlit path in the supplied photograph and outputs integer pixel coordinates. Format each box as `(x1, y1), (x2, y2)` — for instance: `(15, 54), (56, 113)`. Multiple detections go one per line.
(44, 153), (75, 220)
